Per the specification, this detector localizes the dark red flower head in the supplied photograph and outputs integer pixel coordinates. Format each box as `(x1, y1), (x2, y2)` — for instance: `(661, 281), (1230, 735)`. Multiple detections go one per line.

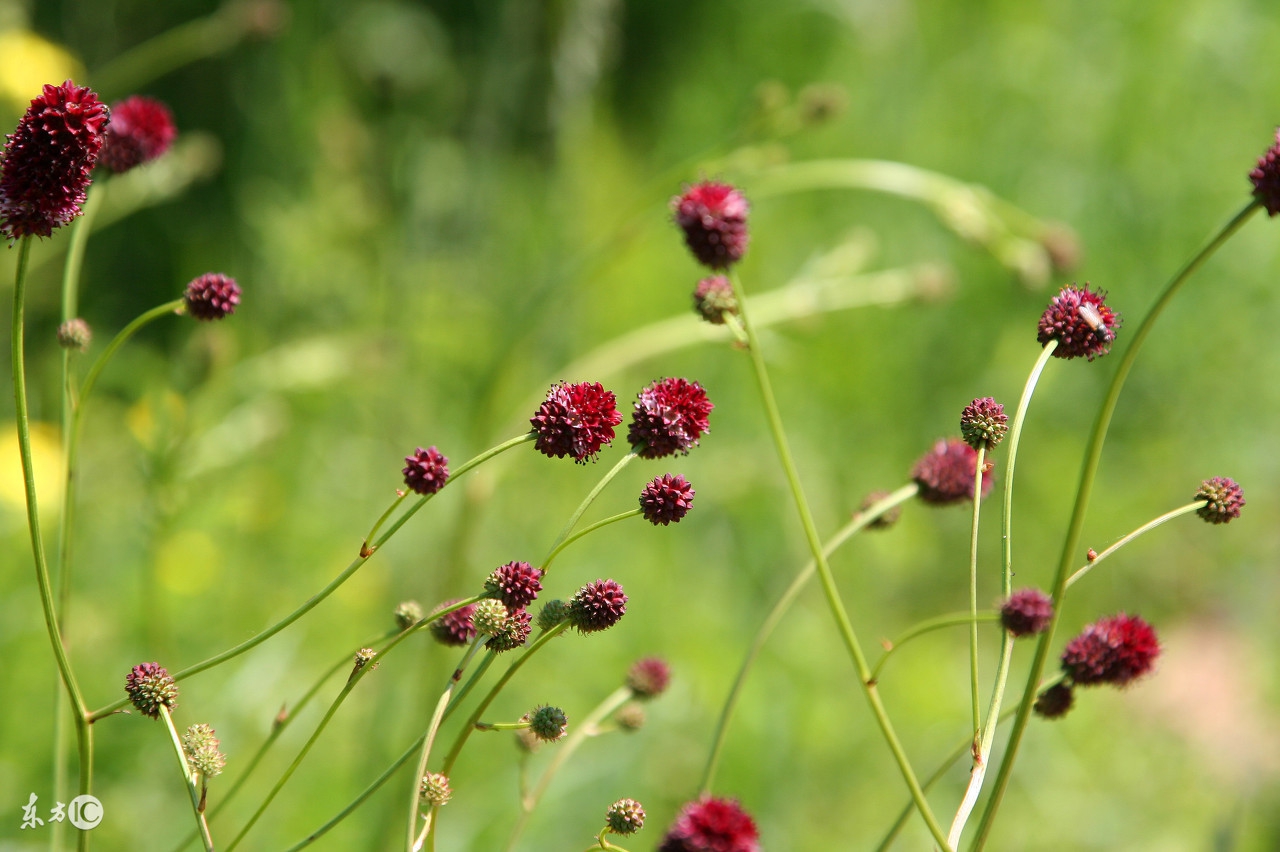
(568, 579), (628, 634)
(628, 378), (713, 459)
(98, 96), (176, 173)
(484, 561), (544, 609)
(1, 81), (110, 239)
(693, 275), (739, 323)
(1000, 588), (1054, 638)
(1061, 613), (1159, 687)
(1194, 476), (1245, 524)
(428, 599), (477, 647)
(672, 181), (750, 269)
(125, 662), (178, 719)
(184, 273), (241, 320)
(531, 381), (622, 463)
(1036, 283), (1119, 360)
(1033, 682), (1075, 720)
(1250, 128), (1280, 216)
(960, 397), (1008, 451)
(626, 657), (671, 698)
(657, 796), (761, 852)
(911, 438), (994, 506)
(402, 446), (449, 495)
(486, 606), (532, 652)
(640, 474), (695, 525)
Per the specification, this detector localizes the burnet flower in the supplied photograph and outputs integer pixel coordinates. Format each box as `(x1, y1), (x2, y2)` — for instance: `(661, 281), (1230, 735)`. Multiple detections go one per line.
(657, 796), (761, 852)
(402, 447), (449, 495)
(1060, 613), (1159, 687)
(1194, 477), (1245, 525)
(98, 95), (176, 173)
(911, 438), (994, 505)
(530, 381), (622, 463)
(628, 378), (713, 459)
(1036, 283), (1119, 360)
(1250, 128), (1280, 216)
(184, 273), (241, 320)
(672, 181), (750, 269)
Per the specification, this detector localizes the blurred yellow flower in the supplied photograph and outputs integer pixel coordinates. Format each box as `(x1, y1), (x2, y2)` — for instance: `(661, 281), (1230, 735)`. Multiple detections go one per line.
(0, 30), (85, 112)
(0, 422), (64, 518)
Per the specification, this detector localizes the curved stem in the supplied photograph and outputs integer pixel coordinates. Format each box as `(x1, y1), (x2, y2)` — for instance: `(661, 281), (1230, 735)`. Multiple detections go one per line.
(1065, 501), (1204, 589)
(363, 492), (407, 556)
(160, 706), (214, 851)
(871, 612), (1000, 683)
(727, 270), (949, 849)
(542, 510), (639, 572)
(970, 201), (1261, 850)
(540, 451), (638, 571)
(966, 446), (987, 737)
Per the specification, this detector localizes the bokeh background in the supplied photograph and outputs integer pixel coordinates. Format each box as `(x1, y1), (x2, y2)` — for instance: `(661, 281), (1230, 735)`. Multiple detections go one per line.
(2, 0), (1279, 849)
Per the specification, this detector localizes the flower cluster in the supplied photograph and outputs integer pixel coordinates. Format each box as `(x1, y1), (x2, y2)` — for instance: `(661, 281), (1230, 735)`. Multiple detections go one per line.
(1000, 588), (1053, 638)
(1194, 476), (1245, 524)
(182, 723), (226, 778)
(527, 704), (568, 742)
(402, 446), (449, 495)
(606, 798), (646, 835)
(911, 438), (993, 505)
(428, 599), (477, 647)
(960, 397), (1008, 451)
(693, 275), (738, 323)
(125, 662), (178, 719)
(657, 797), (760, 852)
(672, 181), (750, 269)
(568, 579), (628, 633)
(626, 657), (671, 698)
(628, 378), (713, 458)
(1060, 613), (1159, 687)
(98, 95), (176, 173)
(640, 474), (695, 525)
(1036, 283), (1119, 360)
(184, 273), (241, 321)
(484, 561), (544, 609)
(420, 772), (452, 807)
(531, 381), (622, 463)
(1250, 128), (1280, 216)
(486, 607), (533, 652)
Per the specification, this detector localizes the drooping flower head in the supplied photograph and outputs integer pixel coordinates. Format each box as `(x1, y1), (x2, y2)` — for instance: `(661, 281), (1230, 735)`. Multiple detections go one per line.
(1000, 588), (1054, 638)
(1061, 613), (1159, 687)
(1250, 128), (1280, 216)
(657, 796), (761, 852)
(626, 657), (671, 698)
(98, 96), (176, 173)
(1194, 477), (1245, 524)
(530, 381), (622, 463)
(960, 397), (1008, 451)
(672, 181), (750, 269)
(628, 378), (713, 459)
(125, 662), (178, 719)
(184, 273), (241, 321)
(1, 81), (110, 239)
(402, 446), (449, 495)
(568, 579), (627, 633)
(1033, 682), (1075, 720)
(640, 474), (695, 525)
(428, 599), (477, 647)
(606, 798), (646, 835)
(486, 607), (532, 652)
(1036, 283), (1119, 360)
(693, 275), (739, 323)
(911, 438), (994, 506)
(484, 561), (544, 609)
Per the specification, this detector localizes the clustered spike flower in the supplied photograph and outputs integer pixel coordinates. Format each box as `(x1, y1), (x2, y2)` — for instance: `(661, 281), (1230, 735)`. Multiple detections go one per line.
(1194, 477), (1245, 524)
(402, 446), (449, 495)
(536, 599), (569, 631)
(419, 772), (452, 807)
(394, 600), (424, 630)
(183, 273), (241, 321)
(858, 490), (903, 530)
(960, 397), (1008, 451)
(606, 798), (646, 835)
(626, 657), (671, 698)
(911, 438), (993, 506)
(640, 474), (696, 525)
(428, 599), (477, 647)
(98, 95), (176, 173)
(470, 599), (510, 637)
(530, 381), (622, 463)
(125, 662), (178, 719)
(0, 81), (110, 239)
(182, 723), (226, 778)
(692, 275), (738, 323)
(1000, 588), (1054, 638)
(1250, 128), (1280, 216)
(56, 318), (92, 352)
(1036, 283), (1119, 360)
(628, 377), (713, 459)
(484, 561), (544, 609)
(568, 579), (628, 633)
(657, 796), (761, 852)
(1061, 613), (1159, 687)
(527, 704), (568, 742)
(1033, 682), (1075, 720)
(486, 607), (532, 652)
(672, 181), (750, 269)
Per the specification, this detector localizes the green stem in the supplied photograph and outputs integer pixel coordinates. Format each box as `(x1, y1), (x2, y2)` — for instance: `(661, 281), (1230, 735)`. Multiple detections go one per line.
(871, 612), (1000, 683)
(542, 510), (640, 572)
(700, 483), (917, 794)
(1065, 502), (1205, 589)
(90, 5), (248, 98)
(966, 446), (987, 737)
(970, 201), (1261, 850)
(505, 687), (633, 852)
(363, 492), (407, 556)
(160, 706), (214, 851)
(727, 271), (950, 849)
(540, 451), (638, 570)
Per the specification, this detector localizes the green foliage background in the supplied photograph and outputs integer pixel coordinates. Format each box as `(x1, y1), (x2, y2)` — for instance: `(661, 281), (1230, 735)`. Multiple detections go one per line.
(2, 0), (1278, 849)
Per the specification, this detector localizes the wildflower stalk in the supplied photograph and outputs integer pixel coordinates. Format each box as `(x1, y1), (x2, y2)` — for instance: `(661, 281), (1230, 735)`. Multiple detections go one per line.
(971, 201), (1261, 849)
(871, 612), (1000, 682)
(542, 510), (639, 572)
(700, 483), (917, 793)
(948, 342), (1055, 848)
(965, 445), (987, 738)
(541, 450), (638, 570)
(159, 706), (214, 851)
(727, 271), (950, 849)
(1065, 501), (1205, 588)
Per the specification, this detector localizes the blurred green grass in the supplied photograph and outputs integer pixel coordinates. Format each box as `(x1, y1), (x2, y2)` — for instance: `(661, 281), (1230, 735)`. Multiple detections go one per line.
(2, 0), (1279, 849)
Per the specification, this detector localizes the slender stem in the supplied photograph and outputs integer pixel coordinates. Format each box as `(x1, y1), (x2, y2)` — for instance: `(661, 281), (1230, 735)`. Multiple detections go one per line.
(970, 201), (1261, 850)
(727, 271), (950, 849)
(363, 492), (407, 556)
(947, 342), (1056, 848)
(700, 484), (917, 793)
(90, 6), (246, 98)
(871, 612), (1000, 682)
(505, 687), (633, 852)
(966, 447), (987, 737)
(540, 451), (637, 570)
(160, 707), (214, 851)
(542, 510), (640, 572)
(1065, 502), (1205, 589)
(78, 299), (185, 405)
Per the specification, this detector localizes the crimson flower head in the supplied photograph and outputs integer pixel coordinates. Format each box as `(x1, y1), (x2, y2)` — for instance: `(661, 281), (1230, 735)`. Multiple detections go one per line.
(1, 81), (110, 239)
(428, 599), (476, 647)
(125, 662), (178, 719)
(1194, 476), (1245, 524)
(657, 796), (761, 852)
(672, 181), (750, 269)
(1000, 588), (1053, 638)
(568, 579), (627, 633)
(184, 273), (241, 320)
(1061, 613), (1159, 687)
(531, 381), (622, 463)
(628, 378), (713, 459)
(99, 96), (176, 173)
(402, 446), (449, 495)
(960, 397), (1008, 451)
(640, 474), (695, 525)
(626, 657), (671, 698)
(486, 607), (533, 652)
(1033, 682), (1075, 720)
(1036, 283), (1119, 360)
(911, 438), (993, 505)
(484, 561), (544, 609)
(1250, 128), (1280, 216)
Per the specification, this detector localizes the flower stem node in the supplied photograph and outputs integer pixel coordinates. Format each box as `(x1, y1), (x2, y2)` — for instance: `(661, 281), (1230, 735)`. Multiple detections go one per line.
(182, 723), (227, 778)
(568, 579), (628, 634)
(1194, 477), (1245, 524)
(528, 704), (568, 742)
(640, 474), (695, 525)
(672, 181), (750, 269)
(531, 381), (623, 463)
(606, 798), (646, 835)
(1036, 283), (1119, 360)
(1000, 588), (1053, 638)
(124, 662), (178, 719)
(183, 273), (241, 321)
(402, 446), (449, 495)
(419, 772), (452, 807)
(910, 438), (994, 506)
(960, 397), (1008, 451)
